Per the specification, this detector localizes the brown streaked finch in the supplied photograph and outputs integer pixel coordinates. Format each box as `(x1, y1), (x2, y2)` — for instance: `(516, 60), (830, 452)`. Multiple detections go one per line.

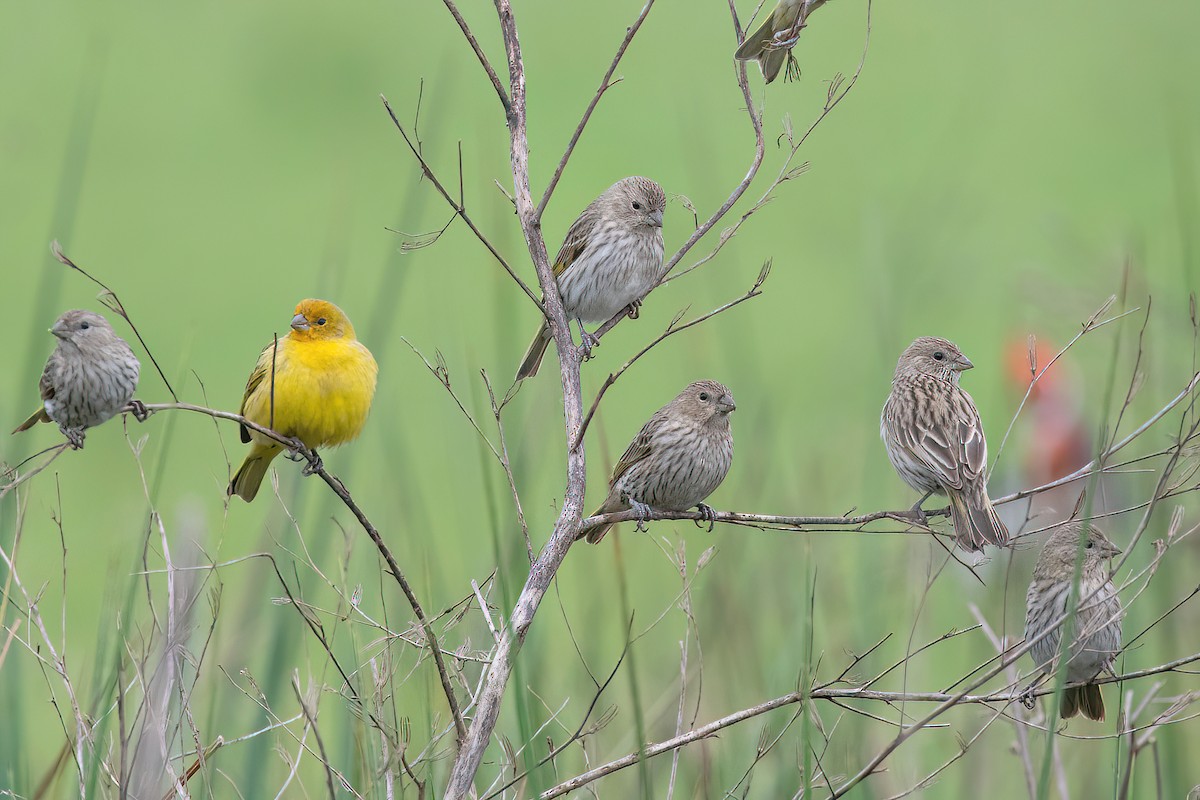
(1024, 521), (1123, 720)
(585, 380), (735, 544)
(515, 176), (666, 380)
(734, 0), (828, 84)
(13, 310), (141, 449)
(881, 336), (1009, 551)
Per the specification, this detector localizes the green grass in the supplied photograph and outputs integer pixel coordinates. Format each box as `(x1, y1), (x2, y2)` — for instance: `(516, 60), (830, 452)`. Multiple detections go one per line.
(2, 0), (1200, 797)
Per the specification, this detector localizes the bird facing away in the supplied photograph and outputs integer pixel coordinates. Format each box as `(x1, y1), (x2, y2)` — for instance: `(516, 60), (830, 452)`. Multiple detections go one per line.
(586, 380), (736, 544)
(229, 299), (378, 502)
(1025, 521), (1123, 720)
(515, 177), (666, 380)
(13, 309), (140, 449)
(880, 336), (1009, 551)
(734, 0), (828, 84)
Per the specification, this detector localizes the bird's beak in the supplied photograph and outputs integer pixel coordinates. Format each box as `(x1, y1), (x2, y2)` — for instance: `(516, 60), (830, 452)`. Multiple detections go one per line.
(956, 354), (975, 371)
(649, 208), (664, 228)
(50, 323), (68, 339)
(1107, 541), (1123, 558)
(718, 394), (737, 413)
(290, 313), (310, 332)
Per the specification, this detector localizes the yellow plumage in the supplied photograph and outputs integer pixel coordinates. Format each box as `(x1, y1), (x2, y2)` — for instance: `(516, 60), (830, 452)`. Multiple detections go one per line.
(229, 299), (378, 502)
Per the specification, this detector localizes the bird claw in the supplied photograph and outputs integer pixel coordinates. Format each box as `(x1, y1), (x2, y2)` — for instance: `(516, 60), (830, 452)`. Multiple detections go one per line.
(630, 498), (653, 532)
(283, 438), (321, 475)
(62, 427), (86, 450)
(625, 300), (642, 321)
(128, 399), (149, 422)
(695, 503), (717, 532)
(301, 451), (323, 476)
(1019, 684), (1037, 711)
(578, 330), (599, 362)
(904, 493), (932, 527)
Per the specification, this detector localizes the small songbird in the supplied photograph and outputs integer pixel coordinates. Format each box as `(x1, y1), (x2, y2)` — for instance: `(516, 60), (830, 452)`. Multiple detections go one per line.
(229, 299), (378, 502)
(586, 380), (736, 544)
(515, 177), (666, 380)
(1025, 521), (1124, 720)
(880, 336), (1009, 551)
(13, 310), (141, 448)
(734, 0), (827, 84)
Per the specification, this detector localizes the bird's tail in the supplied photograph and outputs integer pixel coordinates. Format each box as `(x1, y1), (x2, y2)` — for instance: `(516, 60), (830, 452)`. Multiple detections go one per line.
(946, 489), (1009, 551)
(229, 444), (281, 502)
(12, 408), (50, 434)
(516, 321), (552, 380)
(586, 521), (615, 545)
(1062, 684), (1104, 721)
(585, 501), (618, 544)
(733, 14), (791, 83)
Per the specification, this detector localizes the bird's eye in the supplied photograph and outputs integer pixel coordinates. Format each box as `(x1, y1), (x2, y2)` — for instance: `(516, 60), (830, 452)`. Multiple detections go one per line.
(932, 351), (944, 361)
(698, 392), (709, 401)
(1086, 540), (1094, 549)
(80, 322), (90, 330)
(316, 317), (327, 326)
(632, 201), (642, 210)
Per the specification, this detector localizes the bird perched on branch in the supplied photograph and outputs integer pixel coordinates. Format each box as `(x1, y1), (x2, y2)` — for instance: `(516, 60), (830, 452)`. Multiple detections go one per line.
(586, 380), (735, 544)
(515, 177), (666, 380)
(1024, 520), (1123, 720)
(734, 0), (827, 84)
(881, 336), (1009, 551)
(13, 309), (141, 449)
(229, 299), (377, 502)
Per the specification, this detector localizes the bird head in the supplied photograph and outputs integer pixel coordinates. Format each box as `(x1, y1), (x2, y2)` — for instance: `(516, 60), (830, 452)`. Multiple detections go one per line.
(896, 336), (974, 382)
(608, 176), (666, 230)
(674, 379), (736, 427)
(50, 309), (114, 344)
(1037, 520), (1123, 576)
(288, 299), (356, 342)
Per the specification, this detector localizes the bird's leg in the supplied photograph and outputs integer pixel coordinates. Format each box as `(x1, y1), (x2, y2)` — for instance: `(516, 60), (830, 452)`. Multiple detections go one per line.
(1018, 680), (1039, 711)
(283, 437), (322, 475)
(906, 491), (934, 526)
(576, 318), (599, 361)
(300, 448), (323, 476)
(629, 498), (653, 533)
(61, 426), (86, 450)
(624, 299), (642, 320)
(128, 399), (149, 422)
(695, 503), (718, 532)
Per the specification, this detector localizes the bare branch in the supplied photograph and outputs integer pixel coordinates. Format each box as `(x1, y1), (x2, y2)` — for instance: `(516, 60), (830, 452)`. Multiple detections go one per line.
(535, 0), (659, 222)
(438, 0), (510, 111)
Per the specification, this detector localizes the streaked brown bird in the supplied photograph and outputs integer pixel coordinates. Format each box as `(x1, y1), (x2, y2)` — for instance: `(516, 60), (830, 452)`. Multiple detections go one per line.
(734, 0), (828, 84)
(13, 310), (141, 448)
(586, 380), (735, 544)
(516, 177), (666, 380)
(881, 336), (1009, 551)
(1025, 520), (1123, 720)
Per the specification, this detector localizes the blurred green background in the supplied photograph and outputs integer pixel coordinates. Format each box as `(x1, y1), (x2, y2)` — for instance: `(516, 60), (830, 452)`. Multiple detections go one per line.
(2, 0), (1199, 797)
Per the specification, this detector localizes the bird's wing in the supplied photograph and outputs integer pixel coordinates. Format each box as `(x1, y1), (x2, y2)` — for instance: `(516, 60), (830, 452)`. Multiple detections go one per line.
(896, 385), (986, 492)
(238, 341), (281, 443)
(609, 413), (661, 488)
(551, 206), (598, 277)
(38, 353), (59, 403)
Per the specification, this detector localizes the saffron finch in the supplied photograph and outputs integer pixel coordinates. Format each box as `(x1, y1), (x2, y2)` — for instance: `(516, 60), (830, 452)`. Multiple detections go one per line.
(587, 380), (735, 544)
(881, 336), (1009, 550)
(229, 299), (378, 502)
(13, 309), (141, 449)
(1025, 521), (1123, 720)
(516, 177), (666, 380)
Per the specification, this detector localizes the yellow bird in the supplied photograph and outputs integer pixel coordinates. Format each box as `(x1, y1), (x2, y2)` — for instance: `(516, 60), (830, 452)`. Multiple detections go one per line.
(229, 299), (378, 502)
